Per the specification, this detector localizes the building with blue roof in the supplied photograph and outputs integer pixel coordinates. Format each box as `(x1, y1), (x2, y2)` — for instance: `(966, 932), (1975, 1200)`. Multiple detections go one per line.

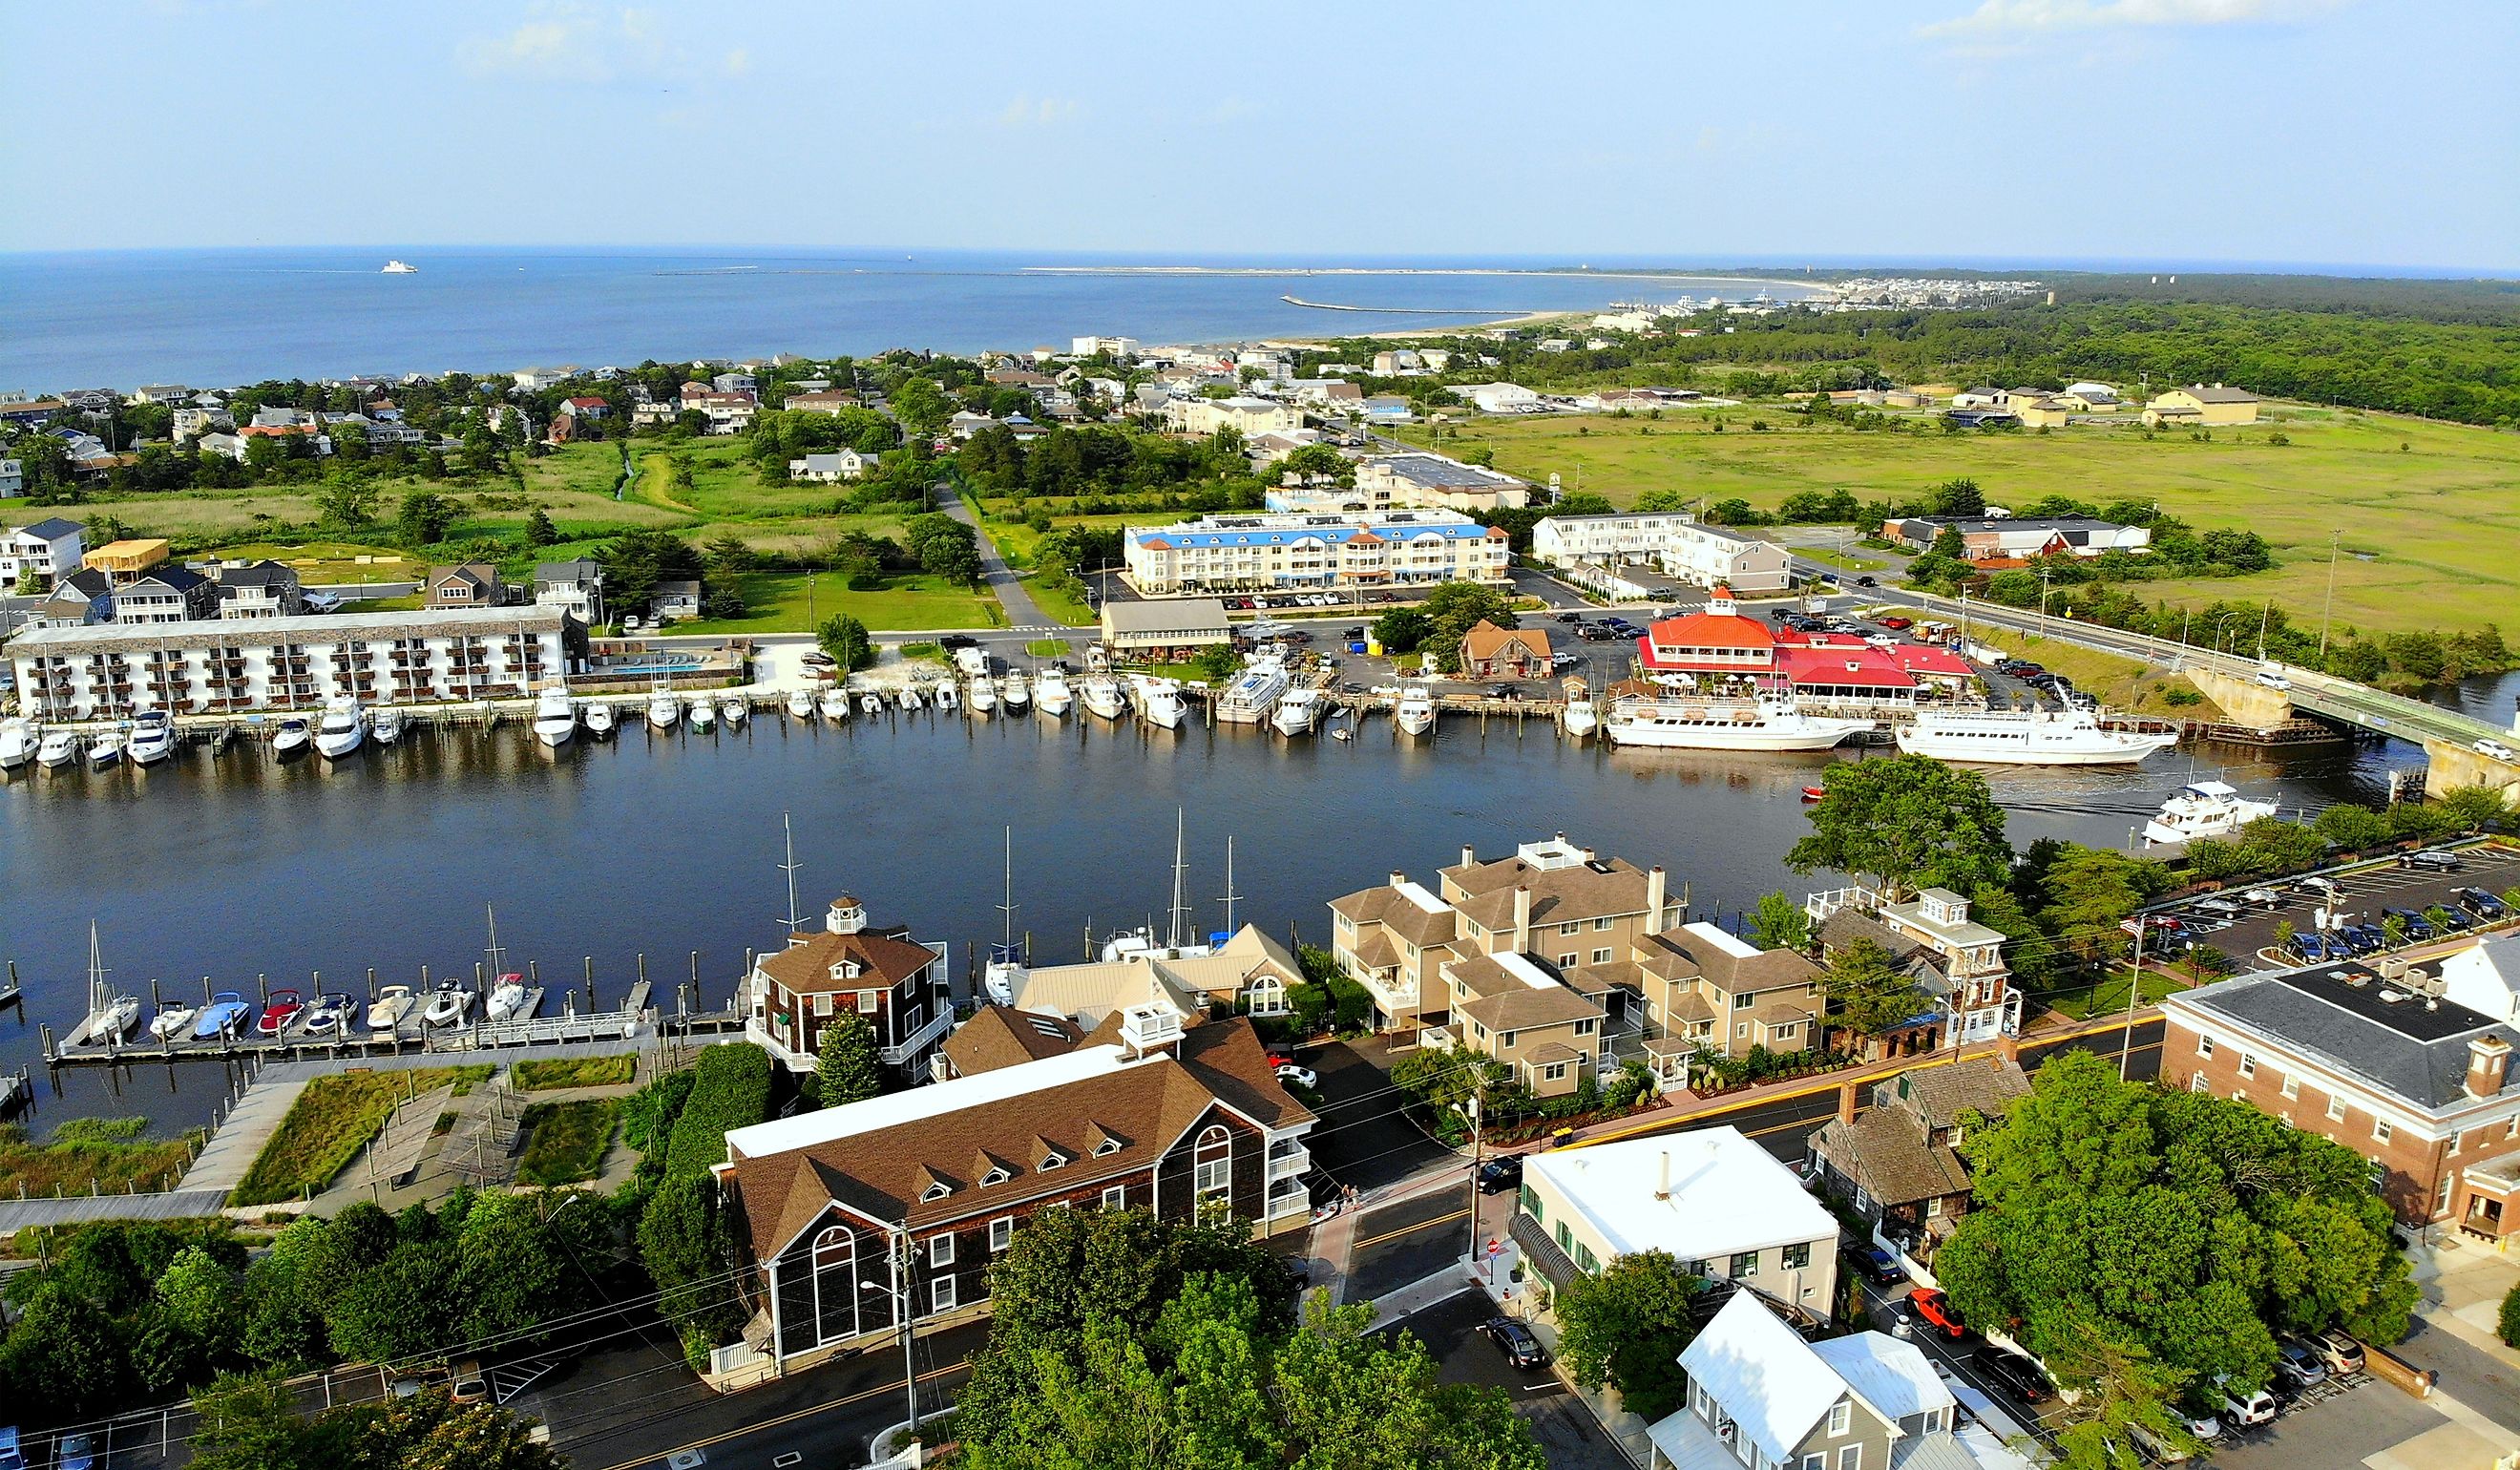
(1124, 510), (1510, 596)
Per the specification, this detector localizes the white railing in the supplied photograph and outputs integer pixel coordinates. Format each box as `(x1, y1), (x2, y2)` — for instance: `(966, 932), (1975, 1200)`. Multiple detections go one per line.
(878, 1006), (955, 1065)
(1269, 1143), (1311, 1178)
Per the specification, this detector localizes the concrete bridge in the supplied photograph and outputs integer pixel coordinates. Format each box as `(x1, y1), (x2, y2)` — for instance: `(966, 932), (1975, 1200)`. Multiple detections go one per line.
(1883, 589), (2520, 793)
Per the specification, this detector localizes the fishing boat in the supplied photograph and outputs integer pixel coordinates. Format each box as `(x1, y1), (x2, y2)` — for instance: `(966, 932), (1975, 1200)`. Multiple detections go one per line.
(2142, 780), (2278, 848)
(87, 730), (125, 768)
(127, 710), (176, 766)
(580, 702), (615, 739)
(647, 692), (681, 730)
(1216, 655), (1292, 724)
(900, 685), (925, 711)
(0, 717), (36, 770)
(687, 697), (716, 731)
(484, 972), (531, 1022)
(194, 990), (253, 1040)
(149, 998), (198, 1040)
(1560, 679), (1598, 741)
(531, 688), (577, 748)
(1894, 707), (2177, 767)
(1035, 668), (1072, 717)
(75, 927), (140, 1044)
(1605, 692), (1871, 751)
(787, 688), (816, 720)
(968, 677), (998, 715)
(1001, 671), (1032, 712)
(371, 706), (406, 745)
(1394, 682), (1438, 738)
(314, 700), (366, 760)
(366, 983), (416, 1033)
(1271, 685), (1322, 737)
(932, 677), (958, 710)
(1134, 676), (1187, 730)
(36, 728), (78, 768)
(421, 979), (474, 1027)
(821, 687), (852, 721)
(271, 718), (311, 758)
(859, 690), (885, 716)
(721, 696), (748, 727)
(1080, 672), (1126, 720)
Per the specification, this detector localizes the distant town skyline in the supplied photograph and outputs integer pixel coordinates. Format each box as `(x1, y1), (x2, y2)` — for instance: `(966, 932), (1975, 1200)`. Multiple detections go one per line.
(4, 0), (2513, 272)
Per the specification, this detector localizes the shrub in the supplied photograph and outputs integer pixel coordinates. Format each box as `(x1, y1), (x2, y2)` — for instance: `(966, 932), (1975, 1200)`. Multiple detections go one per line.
(661, 1044), (773, 1181)
(2501, 1281), (2520, 1348)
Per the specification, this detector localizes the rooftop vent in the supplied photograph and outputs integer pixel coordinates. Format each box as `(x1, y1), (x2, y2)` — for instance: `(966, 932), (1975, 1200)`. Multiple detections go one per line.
(2379, 988), (2408, 1004)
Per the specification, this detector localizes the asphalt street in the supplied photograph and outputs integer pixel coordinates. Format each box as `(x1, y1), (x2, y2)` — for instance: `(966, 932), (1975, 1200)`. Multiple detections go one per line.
(1347, 1187), (1475, 1303)
(1292, 1036), (1457, 1194)
(1382, 1288), (1632, 1470)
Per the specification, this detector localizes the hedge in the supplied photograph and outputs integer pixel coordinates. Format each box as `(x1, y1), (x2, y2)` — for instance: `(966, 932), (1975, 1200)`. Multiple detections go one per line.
(660, 1042), (773, 1181)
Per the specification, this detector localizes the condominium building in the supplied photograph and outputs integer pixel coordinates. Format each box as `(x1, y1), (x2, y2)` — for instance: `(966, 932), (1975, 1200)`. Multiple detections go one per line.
(8, 606), (570, 718)
(1124, 510), (1508, 596)
(1531, 512), (1791, 593)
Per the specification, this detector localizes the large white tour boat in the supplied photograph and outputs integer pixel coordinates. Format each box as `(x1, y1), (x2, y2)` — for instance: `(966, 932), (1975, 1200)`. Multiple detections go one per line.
(1215, 656), (1292, 724)
(1604, 693), (1872, 751)
(1895, 707), (2177, 766)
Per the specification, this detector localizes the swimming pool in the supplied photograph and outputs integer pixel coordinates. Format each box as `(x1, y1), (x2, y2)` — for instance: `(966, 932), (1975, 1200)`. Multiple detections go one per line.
(594, 652), (705, 676)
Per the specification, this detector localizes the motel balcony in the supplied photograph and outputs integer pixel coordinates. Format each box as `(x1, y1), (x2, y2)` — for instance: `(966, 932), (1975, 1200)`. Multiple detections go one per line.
(1268, 1139), (1312, 1179)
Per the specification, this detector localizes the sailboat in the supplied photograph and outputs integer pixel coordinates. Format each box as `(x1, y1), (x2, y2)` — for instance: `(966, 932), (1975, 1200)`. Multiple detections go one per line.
(77, 925), (141, 1044)
(1099, 811), (1217, 962)
(480, 907), (530, 1021)
(982, 826), (1028, 1007)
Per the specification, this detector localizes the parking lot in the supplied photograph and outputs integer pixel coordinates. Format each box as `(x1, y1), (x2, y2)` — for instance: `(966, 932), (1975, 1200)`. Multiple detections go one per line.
(1381, 1288), (1632, 1470)
(2142, 844), (2520, 972)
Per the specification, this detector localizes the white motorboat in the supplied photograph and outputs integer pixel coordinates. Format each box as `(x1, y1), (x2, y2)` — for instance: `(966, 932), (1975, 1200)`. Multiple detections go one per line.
(900, 685), (925, 710)
(969, 677), (998, 715)
(371, 706), (406, 745)
(420, 980), (474, 1027)
(1562, 682), (1600, 741)
(1895, 707), (2178, 766)
(721, 696), (748, 727)
(314, 700), (366, 760)
(581, 702), (615, 739)
(1134, 676), (1186, 730)
(367, 983), (416, 1033)
(1081, 673), (1126, 720)
(1271, 686), (1322, 737)
(933, 678), (958, 710)
(128, 711), (176, 766)
(0, 717), (36, 770)
(2143, 780), (2279, 848)
(859, 690), (885, 715)
(954, 645), (991, 680)
(1394, 682), (1438, 737)
(787, 689), (816, 720)
(1216, 655), (1292, 724)
(532, 688), (577, 748)
(687, 697), (716, 730)
(36, 729), (79, 768)
(1605, 692), (1870, 751)
(149, 1000), (199, 1040)
(271, 718), (311, 758)
(299, 993), (353, 1038)
(1001, 671), (1032, 712)
(484, 972), (531, 1022)
(820, 687), (852, 721)
(647, 692), (681, 730)
(88, 731), (124, 768)
(381, 259), (418, 274)
(1035, 668), (1072, 717)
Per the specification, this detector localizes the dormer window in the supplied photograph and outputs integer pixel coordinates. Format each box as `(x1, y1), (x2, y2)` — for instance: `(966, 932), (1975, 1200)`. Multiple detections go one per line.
(829, 959), (862, 982)
(921, 1182), (953, 1202)
(1039, 1153), (1065, 1171)
(979, 1166), (1011, 1187)
(1097, 1137), (1122, 1156)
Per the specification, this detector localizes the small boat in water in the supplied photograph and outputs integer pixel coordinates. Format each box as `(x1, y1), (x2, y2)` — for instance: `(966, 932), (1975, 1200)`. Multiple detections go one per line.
(128, 710), (176, 766)
(421, 979), (474, 1028)
(532, 688), (577, 748)
(820, 687), (852, 722)
(194, 990), (253, 1040)
(1271, 686), (1322, 737)
(1035, 668), (1071, 717)
(1080, 673), (1125, 720)
(687, 697), (716, 731)
(299, 993), (354, 1037)
(721, 696), (748, 727)
(788, 688), (816, 720)
(76, 927), (140, 1043)
(581, 702), (615, 739)
(968, 678), (998, 715)
(484, 972), (531, 1022)
(1001, 671), (1031, 712)
(900, 685), (925, 711)
(859, 690), (885, 716)
(1216, 655), (1291, 724)
(271, 718), (311, 759)
(647, 692), (681, 730)
(1394, 682), (1438, 738)
(1560, 679), (1598, 742)
(315, 700), (366, 760)
(371, 706), (406, 745)
(2142, 779), (2278, 848)
(149, 999), (199, 1040)
(1134, 676), (1187, 730)
(37, 728), (79, 768)
(933, 678), (958, 710)
(0, 717), (36, 770)
(1801, 785), (1828, 802)
(366, 984), (416, 1033)
(87, 730), (125, 768)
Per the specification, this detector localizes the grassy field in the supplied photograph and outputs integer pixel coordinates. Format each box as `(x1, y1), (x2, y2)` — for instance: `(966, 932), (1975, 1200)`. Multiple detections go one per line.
(1966, 627), (2228, 721)
(1399, 408), (2520, 635)
(516, 1099), (620, 1187)
(0, 1118), (204, 1197)
(206, 540), (419, 583)
(2043, 966), (2192, 1021)
(674, 570), (1003, 634)
(513, 1055), (637, 1090)
(229, 1065), (492, 1207)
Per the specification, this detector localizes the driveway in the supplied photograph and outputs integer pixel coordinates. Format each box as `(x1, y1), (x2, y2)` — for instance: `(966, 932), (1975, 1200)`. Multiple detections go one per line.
(1382, 1288), (1632, 1470)
(934, 482), (1055, 631)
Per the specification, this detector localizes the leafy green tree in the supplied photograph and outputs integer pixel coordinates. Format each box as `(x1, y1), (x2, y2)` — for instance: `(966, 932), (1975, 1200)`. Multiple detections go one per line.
(188, 1372), (327, 1470)
(1193, 645), (1240, 682)
(156, 1245), (242, 1356)
(2436, 784), (2512, 832)
(2311, 802), (2392, 850)
(315, 478), (382, 531)
(2041, 849), (2157, 969)
(890, 377), (952, 435)
(1551, 1250), (1705, 1419)
(1418, 581), (1517, 675)
(2500, 1280), (2520, 1348)
(523, 506), (559, 547)
(1372, 606), (1433, 655)
(1820, 936), (1924, 1038)
(813, 1012), (883, 1106)
(1786, 753), (2012, 900)
(1271, 1295), (1544, 1470)
(1276, 442), (1354, 486)
(904, 512), (983, 584)
(704, 532), (758, 573)
(597, 528), (703, 616)
(817, 613), (875, 672)
(396, 490), (459, 547)
(1744, 892), (1811, 952)
(0, 1288), (133, 1421)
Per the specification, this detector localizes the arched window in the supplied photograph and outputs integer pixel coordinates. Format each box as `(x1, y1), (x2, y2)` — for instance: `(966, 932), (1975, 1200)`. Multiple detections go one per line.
(1193, 1124), (1232, 1204)
(810, 1226), (858, 1345)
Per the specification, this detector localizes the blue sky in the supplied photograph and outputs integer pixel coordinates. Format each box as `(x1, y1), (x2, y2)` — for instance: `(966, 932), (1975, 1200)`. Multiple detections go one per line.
(6, 0), (2512, 270)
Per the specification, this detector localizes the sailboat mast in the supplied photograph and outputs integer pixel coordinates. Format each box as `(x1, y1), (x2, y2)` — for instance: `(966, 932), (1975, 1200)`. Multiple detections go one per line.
(1218, 835), (1240, 935)
(1166, 808), (1189, 951)
(778, 811), (803, 942)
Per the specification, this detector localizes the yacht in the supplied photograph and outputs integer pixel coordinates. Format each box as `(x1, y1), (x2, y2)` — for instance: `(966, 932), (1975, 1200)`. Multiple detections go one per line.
(532, 688), (577, 748)
(1001, 671), (1032, 712)
(314, 701), (366, 760)
(381, 260), (419, 273)
(88, 730), (124, 768)
(1215, 656), (1292, 724)
(1561, 681), (1599, 742)
(366, 984), (417, 1034)
(1270, 685), (1322, 737)
(968, 676), (998, 715)
(484, 972), (532, 1023)
(421, 979), (474, 1028)
(0, 717), (36, 770)
(1080, 672), (1126, 721)
(647, 692), (681, 730)
(821, 687), (852, 721)
(581, 702), (615, 739)
(127, 711), (176, 766)
(900, 685), (925, 711)
(37, 728), (80, 768)
(1134, 676), (1187, 730)
(371, 706), (406, 745)
(1605, 693), (1872, 751)
(271, 718), (311, 759)
(687, 697), (716, 731)
(1394, 682), (1438, 738)
(932, 677), (958, 710)
(787, 688), (816, 720)
(721, 696), (749, 727)
(859, 689), (885, 716)
(1035, 668), (1072, 718)
(2142, 780), (2279, 849)
(1895, 707), (2177, 766)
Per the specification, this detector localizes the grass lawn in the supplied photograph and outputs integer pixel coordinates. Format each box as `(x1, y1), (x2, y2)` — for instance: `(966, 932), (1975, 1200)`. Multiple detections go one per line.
(1397, 408), (2520, 635)
(1969, 627), (2228, 721)
(341, 594), (426, 612)
(519, 440), (633, 499)
(229, 1065), (492, 1207)
(1798, 546), (1888, 573)
(513, 1055), (637, 1090)
(1026, 637), (1075, 657)
(515, 1099), (620, 1187)
(0, 1118), (204, 1197)
(2045, 966), (2194, 1021)
(675, 571), (1004, 634)
(206, 540), (417, 583)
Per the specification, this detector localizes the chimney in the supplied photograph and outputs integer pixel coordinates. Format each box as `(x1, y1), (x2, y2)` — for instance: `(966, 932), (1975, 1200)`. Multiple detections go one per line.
(1513, 885), (1532, 956)
(2469, 1036), (2511, 1099)
(1654, 1149), (1671, 1200)
(1461, 844), (1477, 870)
(1390, 870), (1409, 892)
(1648, 866), (1669, 931)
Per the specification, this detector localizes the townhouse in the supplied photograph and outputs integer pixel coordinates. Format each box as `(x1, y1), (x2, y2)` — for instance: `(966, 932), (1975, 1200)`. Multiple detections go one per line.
(742, 893), (955, 1080)
(1607, 921), (1826, 1066)
(1807, 1057), (2030, 1270)
(209, 560), (303, 620)
(1531, 512), (1792, 594)
(110, 568), (220, 624)
(533, 558), (605, 626)
(1165, 396), (1302, 438)
(1124, 510), (1508, 597)
(1341, 452), (1531, 513)
(0, 517), (84, 584)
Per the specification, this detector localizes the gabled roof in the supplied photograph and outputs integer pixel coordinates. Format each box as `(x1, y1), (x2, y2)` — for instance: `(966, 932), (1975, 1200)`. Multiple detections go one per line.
(1809, 1109), (1970, 1208)
(1891, 1057), (2031, 1128)
(1460, 619), (1549, 662)
(757, 927), (939, 994)
(1681, 1293), (1888, 1463)
(1636, 923), (1820, 996)
(1330, 880), (1460, 947)
(939, 1004), (1085, 1077)
(1444, 852), (1655, 934)
(9, 517), (83, 540)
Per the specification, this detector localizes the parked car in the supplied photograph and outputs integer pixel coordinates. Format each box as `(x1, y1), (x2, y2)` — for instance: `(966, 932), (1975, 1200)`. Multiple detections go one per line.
(2383, 907), (2438, 941)
(1849, 1244), (1907, 1288)
(2461, 888), (2508, 919)
(2240, 887), (2286, 909)
(2436, 904), (2476, 932)
(450, 1358), (489, 1405)
(2285, 932), (2330, 962)
(1273, 1062), (1317, 1090)
(2298, 875), (2342, 899)
(1477, 1156), (1523, 1194)
(2310, 1329), (2364, 1376)
(2214, 1377), (2278, 1427)
(2274, 1338), (2329, 1390)
(938, 633), (980, 650)
(1975, 1346), (2054, 1404)
(2346, 922), (2390, 954)
(2398, 850), (2462, 872)
(54, 1434), (96, 1470)
(1855, 576), (1878, 587)
(1907, 1287), (1968, 1340)
(1480, 1316), (1550, 1369)
(256, 988), (307, 1037)
(1554, 611), (1583, 624)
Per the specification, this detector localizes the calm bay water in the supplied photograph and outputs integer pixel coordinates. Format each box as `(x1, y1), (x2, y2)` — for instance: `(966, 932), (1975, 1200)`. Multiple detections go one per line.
(0, 248), (1812, 391)
(0, 709), (2426, 1133)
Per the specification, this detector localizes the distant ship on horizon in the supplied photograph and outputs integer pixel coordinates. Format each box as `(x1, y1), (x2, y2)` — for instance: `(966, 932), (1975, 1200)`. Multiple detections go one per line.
(381, 259), (417, 274)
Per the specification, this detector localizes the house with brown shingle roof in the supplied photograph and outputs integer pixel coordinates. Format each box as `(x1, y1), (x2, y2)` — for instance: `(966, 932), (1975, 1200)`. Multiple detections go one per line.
(717, 1008), (1314, 1370)
(1440, 951), (1606, 1097)
(425, 562), (505, 610)
(1328, 872), (1464, 1032)
(1806, 1058), (2028, 1269)
(1439, 833), (1674, 967)
(1457, 619), (1552, 682)
(743, 894), (953, 1078)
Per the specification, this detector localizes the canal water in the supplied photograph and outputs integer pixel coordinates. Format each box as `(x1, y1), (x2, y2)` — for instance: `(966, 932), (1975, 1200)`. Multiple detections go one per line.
(0, 702), (2444, 1135)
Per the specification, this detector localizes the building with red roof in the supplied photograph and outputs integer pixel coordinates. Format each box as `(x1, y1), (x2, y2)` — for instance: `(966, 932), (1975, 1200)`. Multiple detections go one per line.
(1635, 587), (1778, 676)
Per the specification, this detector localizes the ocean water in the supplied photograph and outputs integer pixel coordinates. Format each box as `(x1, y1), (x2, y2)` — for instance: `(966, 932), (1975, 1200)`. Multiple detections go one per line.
(0, 247), (1817, 390)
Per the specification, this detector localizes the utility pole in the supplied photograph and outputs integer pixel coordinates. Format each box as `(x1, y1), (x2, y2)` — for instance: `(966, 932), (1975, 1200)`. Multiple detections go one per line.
(893, 1228), (921, 1449)
(2120, 917), (2145, 1083)
(2319, 529), (2342, 658)
(1467, 1085), (1487, 1280)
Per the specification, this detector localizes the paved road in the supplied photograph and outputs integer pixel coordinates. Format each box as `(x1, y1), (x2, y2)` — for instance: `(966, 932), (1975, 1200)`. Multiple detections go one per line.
(1384, 1289), (1631, 1470)
(1297, 1036), (1458, 1194)
(934, 482), (1056, 631)
(1348, 1188), (1475, 1302)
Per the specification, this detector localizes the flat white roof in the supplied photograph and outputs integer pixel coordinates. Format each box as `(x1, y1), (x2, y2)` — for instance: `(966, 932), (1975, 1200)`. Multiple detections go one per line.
(724, 1043), (1138, 1161)
(1496, 951), (1560, 991)
(1395, 879), (1449, 915)
(1683, 920), (1762, 960)
(1528, 1125), (1836, 1261)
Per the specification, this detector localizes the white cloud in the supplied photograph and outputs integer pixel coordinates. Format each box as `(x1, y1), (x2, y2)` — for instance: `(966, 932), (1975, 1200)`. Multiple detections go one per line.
(456, 3), (720, 85)
(1923, 0), (2347, 36)
(995, 94), (1079, 128)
